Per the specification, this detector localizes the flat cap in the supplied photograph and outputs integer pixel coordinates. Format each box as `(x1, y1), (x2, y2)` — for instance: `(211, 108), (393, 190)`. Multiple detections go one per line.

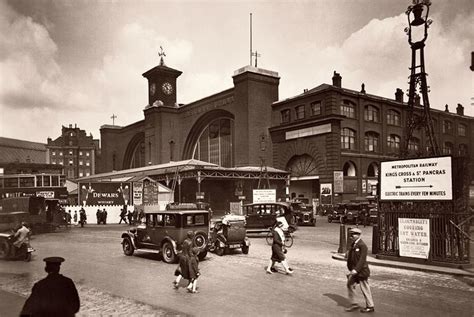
(43, 256), (65, 264)
(349, 228), (362, 234)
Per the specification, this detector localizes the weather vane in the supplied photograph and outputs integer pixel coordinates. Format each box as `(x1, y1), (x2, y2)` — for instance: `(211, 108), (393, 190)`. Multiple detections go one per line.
(252, 50), (261, 67)
(159, 46), (166, 66)
(111, 114), (117, 125)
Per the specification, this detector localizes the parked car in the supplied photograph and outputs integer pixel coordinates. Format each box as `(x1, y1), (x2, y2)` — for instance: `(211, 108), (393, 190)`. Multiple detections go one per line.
(209, 214), (250, 256)
(121, 207), (209, 263)
(243, 202), (296, 232)
(291, 201), (316, 226)
(327, 203), (347, 223)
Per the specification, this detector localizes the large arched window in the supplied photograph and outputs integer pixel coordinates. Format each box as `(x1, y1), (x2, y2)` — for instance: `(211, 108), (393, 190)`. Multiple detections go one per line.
(408, 137), (420, 152)
(286, 154), (318, 177)
(387, 134), (401, 150)
(193, 118), (233, 167)
(387, 109), (401, 126)
(130, 140), (145, 168)
(343, 161), (357, 176)
(364, 105), (379, 122)
(341, 100), (356, 118)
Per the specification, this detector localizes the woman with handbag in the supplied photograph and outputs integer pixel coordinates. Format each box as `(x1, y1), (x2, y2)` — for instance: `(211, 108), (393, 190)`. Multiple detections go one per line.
(265, 221), (294, 275)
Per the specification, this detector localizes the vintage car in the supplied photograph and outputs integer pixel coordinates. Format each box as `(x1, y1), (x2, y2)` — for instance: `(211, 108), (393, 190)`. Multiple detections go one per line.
(121, 207), (209, 263)
(290, 201), (316, 226)
(209, 214), (250, 256)
(243, 202), (296, 232)
(327, 203), (347, 223)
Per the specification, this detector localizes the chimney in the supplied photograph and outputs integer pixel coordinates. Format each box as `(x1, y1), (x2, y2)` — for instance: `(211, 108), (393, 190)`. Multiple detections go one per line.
(332, 71), (342, 88)
(445, 104), (449, 112)
(395, 88), (404, 103)
(456, 103), (464, 116)
(360, 83), (366, 94)
(69, 124), (72, 128)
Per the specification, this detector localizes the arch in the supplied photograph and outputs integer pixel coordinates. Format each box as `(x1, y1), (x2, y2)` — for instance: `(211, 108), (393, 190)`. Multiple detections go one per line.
(182, 109), (235, 165)
(367, 162), (379, 177)
(123, 132), (145, 169)
(285, 154), (318, 177)
(343, 161), (357, 177)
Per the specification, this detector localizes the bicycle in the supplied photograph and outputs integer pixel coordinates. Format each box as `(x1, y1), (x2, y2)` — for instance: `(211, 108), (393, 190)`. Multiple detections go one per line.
(266, 227), (294, 248)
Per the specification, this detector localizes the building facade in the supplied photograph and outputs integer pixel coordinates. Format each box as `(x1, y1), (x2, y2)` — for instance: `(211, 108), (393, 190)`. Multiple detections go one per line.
(98, 61), (473, 205)
(46, 124), (99, 179)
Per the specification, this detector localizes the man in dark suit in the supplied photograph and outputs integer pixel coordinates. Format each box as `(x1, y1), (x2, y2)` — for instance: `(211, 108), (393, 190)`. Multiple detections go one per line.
(345, 228), (375, 313)
(21, 257), (80, 316)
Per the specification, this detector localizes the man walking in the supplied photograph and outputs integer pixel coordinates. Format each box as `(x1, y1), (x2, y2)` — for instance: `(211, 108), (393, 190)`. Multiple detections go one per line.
(345, 228), (375, 313)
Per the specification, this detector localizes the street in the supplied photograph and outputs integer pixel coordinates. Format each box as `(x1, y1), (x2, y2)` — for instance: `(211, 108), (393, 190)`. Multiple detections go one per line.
(0, 218), (473, 316)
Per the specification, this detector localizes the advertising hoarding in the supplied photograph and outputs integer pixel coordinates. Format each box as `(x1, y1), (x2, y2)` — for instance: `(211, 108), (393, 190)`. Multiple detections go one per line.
(79, 182), (131, 206)
(398, 218), (430, 259)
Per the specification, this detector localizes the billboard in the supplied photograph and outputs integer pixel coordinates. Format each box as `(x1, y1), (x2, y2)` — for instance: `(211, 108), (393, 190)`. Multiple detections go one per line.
(79, 182), (131, 206)
(380, 156), (452, 201)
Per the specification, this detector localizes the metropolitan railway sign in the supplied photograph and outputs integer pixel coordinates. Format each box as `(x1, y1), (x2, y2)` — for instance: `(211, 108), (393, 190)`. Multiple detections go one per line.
(380, 156), (452, 201)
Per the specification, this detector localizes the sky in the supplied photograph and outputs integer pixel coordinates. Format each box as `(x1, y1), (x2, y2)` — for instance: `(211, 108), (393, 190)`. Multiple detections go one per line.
(0, 0), (472, 143)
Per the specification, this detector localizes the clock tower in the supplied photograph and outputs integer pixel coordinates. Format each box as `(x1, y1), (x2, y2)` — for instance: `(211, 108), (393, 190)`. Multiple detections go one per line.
(142, 50), (182, 107)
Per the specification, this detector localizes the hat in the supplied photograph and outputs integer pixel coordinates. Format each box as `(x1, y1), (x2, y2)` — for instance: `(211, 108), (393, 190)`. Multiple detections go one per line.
(43, 257), (65, 264)
(349, 228), (362, 235)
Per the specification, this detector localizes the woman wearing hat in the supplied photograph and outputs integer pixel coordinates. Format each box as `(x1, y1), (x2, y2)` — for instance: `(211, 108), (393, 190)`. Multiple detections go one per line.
(265, 221), (293, 275)
(345, 228), (375, 313)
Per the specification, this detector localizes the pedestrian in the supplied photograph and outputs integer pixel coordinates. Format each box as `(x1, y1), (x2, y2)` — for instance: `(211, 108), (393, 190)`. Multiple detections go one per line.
(73, 210), (78, 226)
(65, 210), (72, 228)
(96, 209), (101, 224)
(102, 208), (107, 224)
(127, 209), (133, 225)
(173, 248), (190, 289)
(345, 228), (375, 313)
(187, 247), (200, 293)
(265, 221), (293, 275)
(183, 231), (194, 256)
(132, 206), (138, 224)
(21, 256), (80, 316)
(119, 208), (127, 224)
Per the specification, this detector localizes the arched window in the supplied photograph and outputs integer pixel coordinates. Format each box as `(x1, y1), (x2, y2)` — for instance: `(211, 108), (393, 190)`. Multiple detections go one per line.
(443, 142), (453, 155)
(193, 118), (233, 167)
(364, 132), (379, 152)
(343, 161), (357, 176)
(130, 140), (145, 168)
(387, 134), (401, 150)
(367, 162), (379, 177)
(364, 105), (379, 122)
(387, 109), (401, 126)
(459, 144), (468, 156)
(458, 123), (467, 136)
(286, 154), (318, 177)
(408, 137), (420, 152)
(341, 100), (356, 118)
(341, 128), (356, 150)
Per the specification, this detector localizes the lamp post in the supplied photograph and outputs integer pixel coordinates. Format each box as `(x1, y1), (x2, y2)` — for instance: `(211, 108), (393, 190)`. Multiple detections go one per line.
(401, 0), (439, 158)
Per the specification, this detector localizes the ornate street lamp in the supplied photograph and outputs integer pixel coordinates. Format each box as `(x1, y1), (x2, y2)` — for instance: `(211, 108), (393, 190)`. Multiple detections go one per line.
(401, 0), (439, 157)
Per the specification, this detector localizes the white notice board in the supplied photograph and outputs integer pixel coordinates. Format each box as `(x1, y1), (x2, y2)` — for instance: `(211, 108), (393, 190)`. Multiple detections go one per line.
(380, 156), (452, 201)
(253, 189), (276, 203)
(398, 218), (430, 259)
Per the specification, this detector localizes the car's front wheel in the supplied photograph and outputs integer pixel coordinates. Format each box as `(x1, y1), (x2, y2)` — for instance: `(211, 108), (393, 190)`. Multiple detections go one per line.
(241, 244), (249, 254)
(122, 238), (134, 256)
(162, 241), (176, 263)
(0, 238), (9, 259)
(198, 249), (207, 261)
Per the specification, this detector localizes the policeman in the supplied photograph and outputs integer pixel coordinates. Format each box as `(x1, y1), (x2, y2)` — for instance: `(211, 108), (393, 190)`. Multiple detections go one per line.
(21, 256), (80, 316)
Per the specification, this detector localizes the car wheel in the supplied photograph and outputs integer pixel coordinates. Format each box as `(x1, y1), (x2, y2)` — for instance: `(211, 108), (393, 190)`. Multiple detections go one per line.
(242, 245), (249, 254)
(193, 232), (207, 249)
(215, 246), (224, 256)
(122, 238), (134, 256)
(328, 217), (332, 223)
(162, 241), (176, 263)
(24, 252), (32, 262)
(312, 220), (316, 227)
(198, 249), (208, 261)
(0, 239), (10, 259)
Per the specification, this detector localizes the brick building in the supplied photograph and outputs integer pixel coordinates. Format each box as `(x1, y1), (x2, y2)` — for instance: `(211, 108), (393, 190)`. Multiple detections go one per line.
(46, 125), (99, 180)
(97, 61), (473, 205)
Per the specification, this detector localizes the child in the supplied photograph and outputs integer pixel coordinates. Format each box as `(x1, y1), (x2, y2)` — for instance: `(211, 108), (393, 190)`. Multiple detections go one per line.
(173, 250), (190, 289)
(187, 247), (200, 293)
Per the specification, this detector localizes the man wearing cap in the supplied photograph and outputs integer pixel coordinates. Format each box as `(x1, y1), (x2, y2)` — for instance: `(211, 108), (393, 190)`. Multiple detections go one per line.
(345, 228), (375, 313)
(21, 256), (80, 316)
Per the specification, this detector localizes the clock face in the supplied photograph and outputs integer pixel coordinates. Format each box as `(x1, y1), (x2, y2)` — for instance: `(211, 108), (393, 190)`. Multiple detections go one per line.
(162, 82), (173, 95)
(149, 83), (156, 96)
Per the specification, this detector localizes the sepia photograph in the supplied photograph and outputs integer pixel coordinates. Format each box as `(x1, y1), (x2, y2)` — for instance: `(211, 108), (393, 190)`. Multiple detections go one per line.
(0, 0), (473, 316)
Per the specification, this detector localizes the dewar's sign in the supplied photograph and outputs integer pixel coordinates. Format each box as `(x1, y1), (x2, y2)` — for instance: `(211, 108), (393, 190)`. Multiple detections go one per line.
(79, 182), (131, 206)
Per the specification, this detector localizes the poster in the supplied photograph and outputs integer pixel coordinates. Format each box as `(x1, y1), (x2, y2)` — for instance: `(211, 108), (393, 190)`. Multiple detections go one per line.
(253, 189), (276, 203)
(133, 182), (143, 206)
(398, 218), (430, 259)
(320, 183), (332, 205)
(333, 171), (343, 193)
(78, 182), (130, 206)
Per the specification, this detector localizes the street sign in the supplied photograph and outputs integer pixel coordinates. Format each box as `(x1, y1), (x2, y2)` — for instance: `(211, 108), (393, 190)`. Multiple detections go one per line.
(380, 156), (452, 201)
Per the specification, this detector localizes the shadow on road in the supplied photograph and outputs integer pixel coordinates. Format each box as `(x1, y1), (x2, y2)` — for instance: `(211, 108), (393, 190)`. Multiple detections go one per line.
(323, 293), (350, 308)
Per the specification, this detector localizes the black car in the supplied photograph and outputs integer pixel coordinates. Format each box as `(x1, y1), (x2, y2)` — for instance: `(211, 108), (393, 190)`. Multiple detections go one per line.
(327, 203), (347, 223)
(121, 207), (209, 263)
(291, 202), (316, 226)
(243, 202), (295, 232)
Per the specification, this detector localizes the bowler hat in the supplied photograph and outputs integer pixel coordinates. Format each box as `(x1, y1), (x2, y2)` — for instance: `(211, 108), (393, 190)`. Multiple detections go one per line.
(43, 257), (65, 264)
(349, 228), (362, 235)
